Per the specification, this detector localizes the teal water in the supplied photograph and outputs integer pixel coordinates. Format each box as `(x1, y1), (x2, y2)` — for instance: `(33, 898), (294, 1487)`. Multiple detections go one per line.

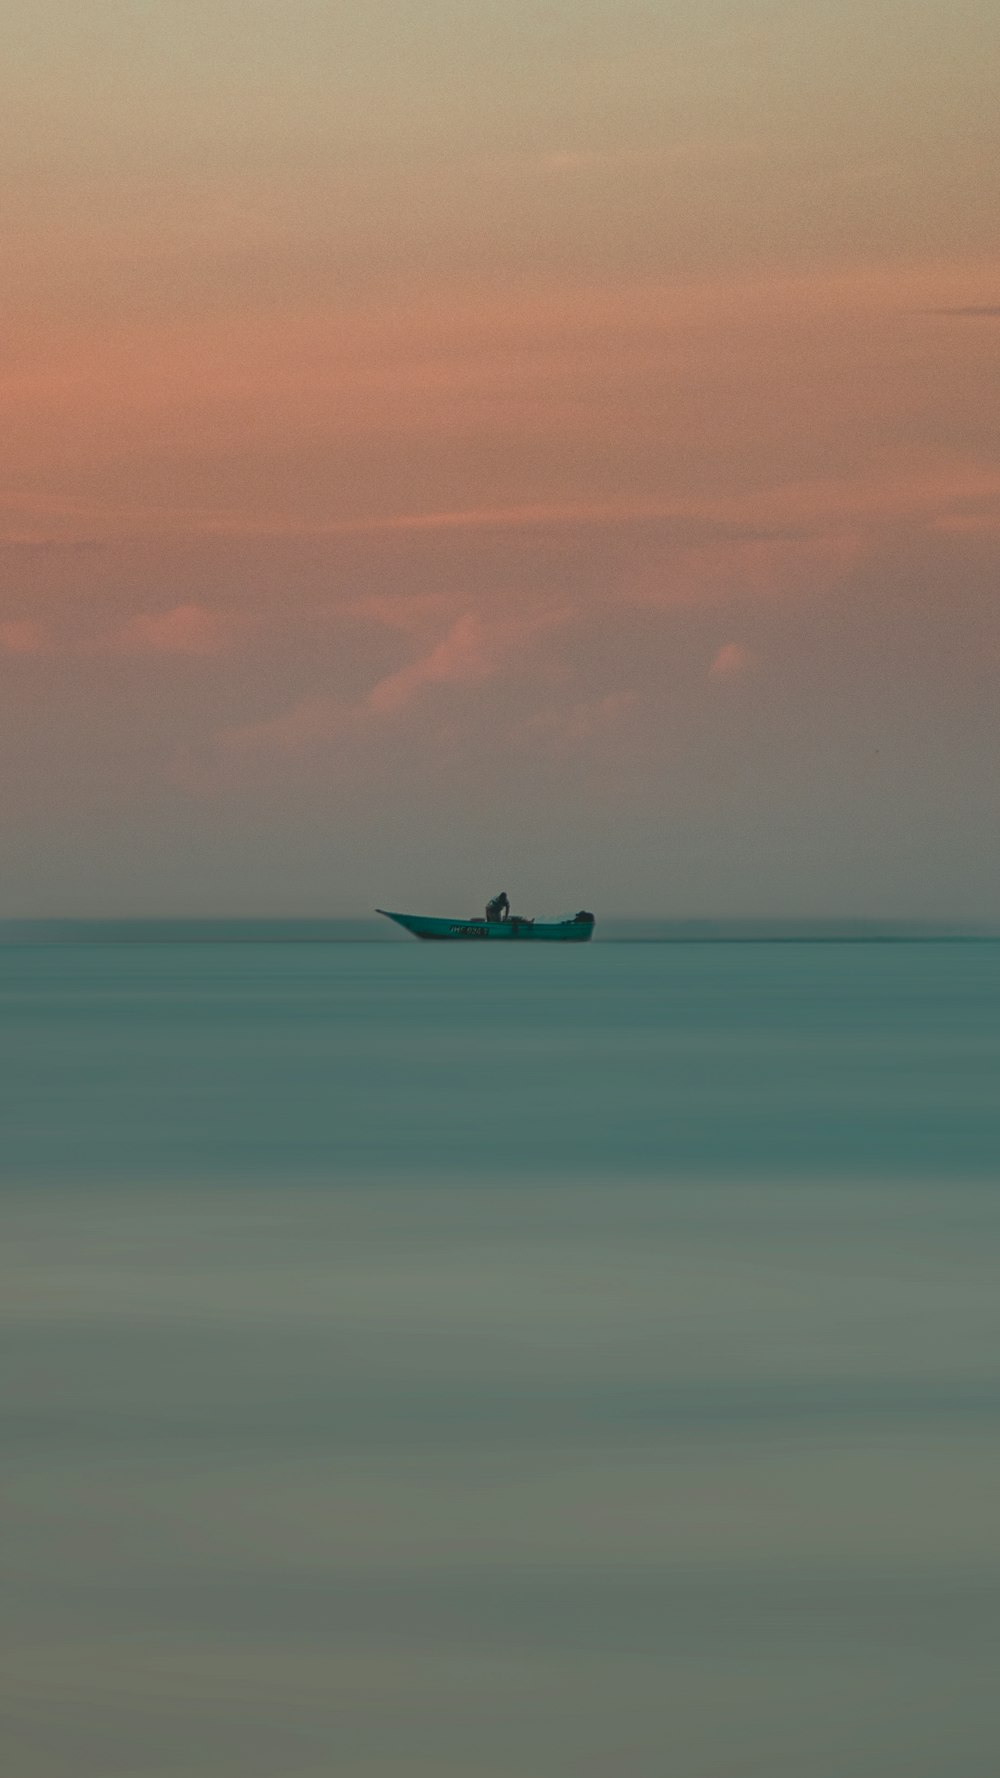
(3, 939), (999, 1775)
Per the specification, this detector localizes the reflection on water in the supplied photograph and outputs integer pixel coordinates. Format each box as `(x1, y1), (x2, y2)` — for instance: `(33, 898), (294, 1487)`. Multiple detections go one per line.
(2, 941), (999, 1775)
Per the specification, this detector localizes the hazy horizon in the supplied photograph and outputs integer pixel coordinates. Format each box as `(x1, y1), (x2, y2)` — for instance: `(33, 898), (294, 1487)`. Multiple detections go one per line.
(2, 914), (998, 941)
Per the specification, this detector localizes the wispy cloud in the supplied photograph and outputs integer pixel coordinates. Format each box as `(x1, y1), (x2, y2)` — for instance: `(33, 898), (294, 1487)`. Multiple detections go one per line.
(367, 613), (494, 715)
(627, 532), (861, 608)
(207, 608), (568, 781)
(110, 604), (230, 657)
(188, 458), (1000, 554)
(708, 641), (757, 680)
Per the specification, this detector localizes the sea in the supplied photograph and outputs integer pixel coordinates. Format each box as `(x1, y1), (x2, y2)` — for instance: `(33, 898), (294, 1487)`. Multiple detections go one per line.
(2, 923), (998, 1777)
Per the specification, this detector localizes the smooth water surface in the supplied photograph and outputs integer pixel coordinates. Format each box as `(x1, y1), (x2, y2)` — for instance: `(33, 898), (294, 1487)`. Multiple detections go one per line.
(2, 939), (999, 1776)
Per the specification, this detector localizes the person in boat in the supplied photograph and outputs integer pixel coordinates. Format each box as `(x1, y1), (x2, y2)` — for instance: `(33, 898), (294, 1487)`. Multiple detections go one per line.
(485, 891), (510, 923)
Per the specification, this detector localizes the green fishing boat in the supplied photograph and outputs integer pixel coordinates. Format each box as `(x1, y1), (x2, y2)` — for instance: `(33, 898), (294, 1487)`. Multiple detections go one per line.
(376, 907), (596, 942)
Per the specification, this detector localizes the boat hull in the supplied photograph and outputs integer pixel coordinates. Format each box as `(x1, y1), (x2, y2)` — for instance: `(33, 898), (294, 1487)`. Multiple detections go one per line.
(376, 910), (595, 942)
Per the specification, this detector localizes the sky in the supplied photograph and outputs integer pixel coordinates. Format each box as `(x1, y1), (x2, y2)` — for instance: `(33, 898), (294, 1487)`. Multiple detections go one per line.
(3, 0), (998, 916)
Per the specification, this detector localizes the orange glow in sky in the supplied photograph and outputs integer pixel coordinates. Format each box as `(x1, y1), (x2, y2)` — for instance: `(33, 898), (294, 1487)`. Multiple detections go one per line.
(3, 0), (998, 913)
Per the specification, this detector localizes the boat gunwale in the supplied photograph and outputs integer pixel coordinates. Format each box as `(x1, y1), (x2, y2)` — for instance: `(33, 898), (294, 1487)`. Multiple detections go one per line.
(375, 908), (595, 942)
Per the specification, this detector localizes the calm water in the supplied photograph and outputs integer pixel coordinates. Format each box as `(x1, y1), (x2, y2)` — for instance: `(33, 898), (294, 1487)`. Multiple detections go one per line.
(2, 938), (999, 1776)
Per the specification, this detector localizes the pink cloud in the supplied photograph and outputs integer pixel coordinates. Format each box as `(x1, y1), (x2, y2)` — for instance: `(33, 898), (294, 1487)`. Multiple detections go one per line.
(368, 606), (571, 716)
(211, 618), (495, 771)
(197, 607), (569, 789)
(162, 463), (1000, 550)
(367, 613), (495, 715)
(708, 642), (757, 680)
(113, 603), (229, 656)
(213, 619), (495, 769)
(0, 619), (47, 654)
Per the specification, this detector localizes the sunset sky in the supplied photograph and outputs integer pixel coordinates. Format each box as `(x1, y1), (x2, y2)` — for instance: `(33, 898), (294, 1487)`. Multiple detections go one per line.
(4, 0), (998, 915)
